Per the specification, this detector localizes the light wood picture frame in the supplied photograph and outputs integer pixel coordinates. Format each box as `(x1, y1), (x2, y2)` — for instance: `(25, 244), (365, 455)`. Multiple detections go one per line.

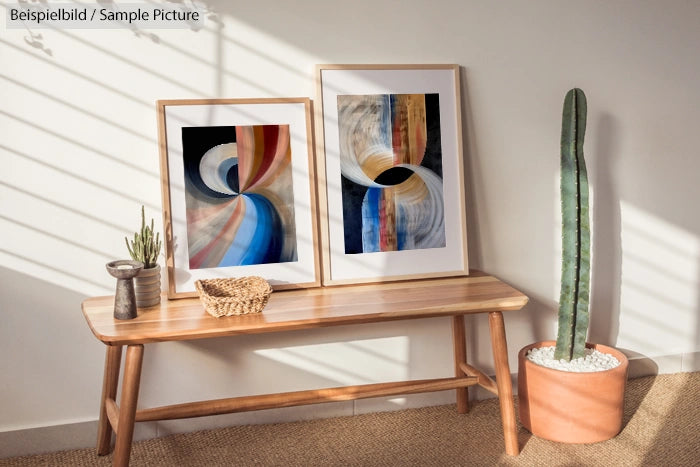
(314, 64), (469, 285)
(157, 98), (321, 298)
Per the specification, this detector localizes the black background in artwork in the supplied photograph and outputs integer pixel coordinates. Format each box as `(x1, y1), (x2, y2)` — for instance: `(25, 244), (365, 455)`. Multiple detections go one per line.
(422, 93), (443, 178)
(182, 126), (238, 199)
(342, 93), (443, 254)
(341, 175), (366, 254)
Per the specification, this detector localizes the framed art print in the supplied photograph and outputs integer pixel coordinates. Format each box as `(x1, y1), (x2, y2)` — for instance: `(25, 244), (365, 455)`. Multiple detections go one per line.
(157, 98), (320, 298)
(315, 64), (468, 285)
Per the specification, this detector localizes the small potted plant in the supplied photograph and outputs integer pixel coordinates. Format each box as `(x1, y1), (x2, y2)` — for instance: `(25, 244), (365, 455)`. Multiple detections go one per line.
(517, 88), (629, 443)
(125, 205), (163, 308)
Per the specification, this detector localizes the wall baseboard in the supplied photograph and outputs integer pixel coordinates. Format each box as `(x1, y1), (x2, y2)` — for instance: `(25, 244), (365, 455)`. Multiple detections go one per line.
(626, 351), (700, 378)
(0, 419), (156, 459)
(0, 393), (455, 458)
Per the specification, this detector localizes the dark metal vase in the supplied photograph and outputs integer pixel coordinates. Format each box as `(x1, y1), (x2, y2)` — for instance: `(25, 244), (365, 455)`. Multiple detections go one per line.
(106, 260), (144, 320)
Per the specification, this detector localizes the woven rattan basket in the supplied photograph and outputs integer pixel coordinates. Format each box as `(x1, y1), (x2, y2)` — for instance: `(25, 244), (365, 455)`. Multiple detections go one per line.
(194, 277), (272, 317)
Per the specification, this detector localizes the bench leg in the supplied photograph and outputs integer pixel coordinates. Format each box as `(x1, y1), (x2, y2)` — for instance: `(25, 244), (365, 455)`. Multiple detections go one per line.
(452, 315), (469, 413)
(113, 344), (144, 467)
(97, 345), (122, 455)
(488, 311), (519, 456)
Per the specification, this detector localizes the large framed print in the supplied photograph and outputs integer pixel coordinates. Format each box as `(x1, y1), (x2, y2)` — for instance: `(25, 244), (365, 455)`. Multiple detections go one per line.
(315, 64), (469, 285)
(157, 98), (320, 298)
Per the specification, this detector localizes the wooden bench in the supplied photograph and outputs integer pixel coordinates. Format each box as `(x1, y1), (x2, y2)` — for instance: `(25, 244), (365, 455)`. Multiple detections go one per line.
(81, 271), (528, 466)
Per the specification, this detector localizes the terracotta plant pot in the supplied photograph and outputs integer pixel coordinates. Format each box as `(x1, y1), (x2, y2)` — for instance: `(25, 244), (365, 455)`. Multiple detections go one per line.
(134, 264), (161, 308)
(518, 340), (629, 443)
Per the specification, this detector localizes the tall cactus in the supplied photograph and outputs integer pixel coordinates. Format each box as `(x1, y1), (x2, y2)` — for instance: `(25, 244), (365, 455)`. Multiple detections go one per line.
(554, 88), (591, 361)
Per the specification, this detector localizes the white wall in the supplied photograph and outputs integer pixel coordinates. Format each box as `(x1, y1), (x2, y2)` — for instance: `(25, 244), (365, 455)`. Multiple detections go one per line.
(2, 0), (699, 456)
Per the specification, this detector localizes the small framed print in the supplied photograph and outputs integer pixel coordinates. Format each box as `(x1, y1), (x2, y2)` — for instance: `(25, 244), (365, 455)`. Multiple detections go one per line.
(157, 98), (320, 298)
(315, 64), (469, 285)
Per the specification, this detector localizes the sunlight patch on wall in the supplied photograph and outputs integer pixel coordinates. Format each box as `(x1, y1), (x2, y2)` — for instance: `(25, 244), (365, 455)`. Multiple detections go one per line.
(254, 337), (410, 386)
(618, 202), (699, 355)
(209, 15), (318, 96)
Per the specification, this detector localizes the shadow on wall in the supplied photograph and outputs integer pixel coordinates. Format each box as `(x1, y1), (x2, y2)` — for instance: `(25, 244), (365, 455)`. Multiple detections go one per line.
(0, 265), (105, 430)
(589, 112), (622, 346)
(458, 67), (484, 269)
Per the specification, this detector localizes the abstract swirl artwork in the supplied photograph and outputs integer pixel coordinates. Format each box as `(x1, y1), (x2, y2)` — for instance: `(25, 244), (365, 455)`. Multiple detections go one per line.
(181, 124), (297, 269)
(337, 93), (445, 254)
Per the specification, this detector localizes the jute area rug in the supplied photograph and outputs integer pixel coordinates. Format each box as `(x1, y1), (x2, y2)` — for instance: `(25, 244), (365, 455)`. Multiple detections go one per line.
(1, 372), (698, 466)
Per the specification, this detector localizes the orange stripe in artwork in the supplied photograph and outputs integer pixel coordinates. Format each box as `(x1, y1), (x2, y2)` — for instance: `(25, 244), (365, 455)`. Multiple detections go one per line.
(379, 188), (397, 251)
(236, 126), (254, 190)
(239, 126), (266, 191)
(408, 94), (427, 165)
(413, 123), (426, 166)
(391, 95), (407, 165)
